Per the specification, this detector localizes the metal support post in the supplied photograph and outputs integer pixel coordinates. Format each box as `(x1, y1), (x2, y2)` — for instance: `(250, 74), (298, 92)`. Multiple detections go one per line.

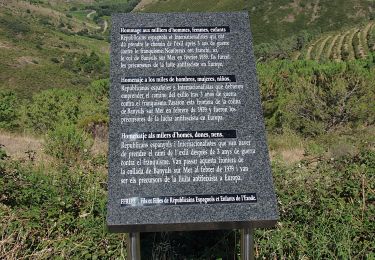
(241, 228), (254, 260)
(127, 232), (141, 260)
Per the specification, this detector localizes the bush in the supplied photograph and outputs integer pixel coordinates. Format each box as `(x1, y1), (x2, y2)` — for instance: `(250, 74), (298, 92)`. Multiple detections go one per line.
(0, 16), (30, 34)
(78, 114), (108, 140)
(78, 51), (106, 74)
(90, 78), (109, 101)
(44, 123), (92, 164)
(39, 17), (52, 26)
(50, 57), (60, 63)
(21, 89), (83, 133)
(255, 148), (375, 258)
(258, 59), (375, 136)
(0, 90), (19, 130)
(0, 145), (8, 160)
(0, 157), (125, 258)
(88, 0), (141, 17)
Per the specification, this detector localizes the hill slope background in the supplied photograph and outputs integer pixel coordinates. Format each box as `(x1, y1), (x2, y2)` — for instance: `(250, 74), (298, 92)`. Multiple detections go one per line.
(138, 0), (375, 44)
(1, 0), (374, 97)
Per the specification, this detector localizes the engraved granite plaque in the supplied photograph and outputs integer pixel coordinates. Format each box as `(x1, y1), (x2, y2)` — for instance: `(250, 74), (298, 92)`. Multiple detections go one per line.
(107, 12), (279, 232)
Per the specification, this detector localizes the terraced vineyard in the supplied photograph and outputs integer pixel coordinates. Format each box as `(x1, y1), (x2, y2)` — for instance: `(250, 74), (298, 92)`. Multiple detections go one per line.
(298, 22), (375, 61)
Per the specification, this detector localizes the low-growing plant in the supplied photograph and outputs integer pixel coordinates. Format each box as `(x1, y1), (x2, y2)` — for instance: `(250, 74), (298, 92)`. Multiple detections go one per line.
(21, 88), (83, 133)
(50, 57), (60, 63)
(258, 59), (375, 136)
(44, 123), (92, 164)
(0, 157), (126, 259)
(0, 90), (19, 130)
(255, 148), (375, 259)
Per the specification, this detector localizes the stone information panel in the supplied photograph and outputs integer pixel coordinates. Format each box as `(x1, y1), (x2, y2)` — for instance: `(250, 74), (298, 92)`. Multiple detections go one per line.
(107, 12), (278, 232)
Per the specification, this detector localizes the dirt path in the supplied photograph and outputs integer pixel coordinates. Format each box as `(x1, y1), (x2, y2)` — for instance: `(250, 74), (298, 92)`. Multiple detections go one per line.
(87, 10), (96, 19)
(326, 34), (339, 60)
(133, 0), (155, 11)
(293, 52), (301, 60)
(103, 20), (108, 33)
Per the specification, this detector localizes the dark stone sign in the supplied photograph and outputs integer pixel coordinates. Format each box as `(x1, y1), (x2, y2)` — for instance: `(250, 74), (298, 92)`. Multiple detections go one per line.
(107, 12), (279, 232)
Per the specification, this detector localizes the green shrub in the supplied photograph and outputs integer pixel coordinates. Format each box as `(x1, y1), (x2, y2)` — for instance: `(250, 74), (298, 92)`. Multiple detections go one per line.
(77, 79), (109, 122)
(50, 57), (60, 63)
(90, 0), (141, 17)
(0, 158), (125, 258)
(39, 17), (52, 26)
(0, 16), (30, 34)
(0, 145), (8, 161)
(255, 148), (375, 258)
(21, 89), (83, 133)
(78, 51), (106, 74)
(78, 114), (108, 140)
(258, 59), (375, 136)
(0, 90), (19, 130)
(44, 123), (92, 164)
(89, 78), (109, 102)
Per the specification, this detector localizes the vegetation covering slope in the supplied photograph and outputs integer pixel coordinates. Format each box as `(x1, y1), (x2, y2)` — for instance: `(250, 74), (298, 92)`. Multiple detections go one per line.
(0, 1), (111, 98)
(1, 57), (374, 258)
(140, 0), (375, 45)
(0, 0), (141, 98)
(298, 21), (375, 61)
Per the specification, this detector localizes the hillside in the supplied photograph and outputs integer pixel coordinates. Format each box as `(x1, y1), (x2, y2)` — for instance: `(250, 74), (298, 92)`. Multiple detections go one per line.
(0, 0), (112, 98)
(138, 0), (375, 45)
(1, 0), (374, 98)
(297, 21), (375, 61)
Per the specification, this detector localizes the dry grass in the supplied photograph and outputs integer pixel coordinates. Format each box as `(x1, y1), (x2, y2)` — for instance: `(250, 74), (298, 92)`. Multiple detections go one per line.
(15, 56), (39, 67)
(306, 38), (322, 60)
(91, 137), (108, 156)
(335, 30), (350, 61)
(0, 131), (48, 163)
(0, 131), (108, 168)
(362, 22), (374, 53)
(270, 148), (305, 165)
(0, 41), (12, 49)
(268, 132), (306, 164)
(279, 148), (305, 163)
(283, 13), (296, 23)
